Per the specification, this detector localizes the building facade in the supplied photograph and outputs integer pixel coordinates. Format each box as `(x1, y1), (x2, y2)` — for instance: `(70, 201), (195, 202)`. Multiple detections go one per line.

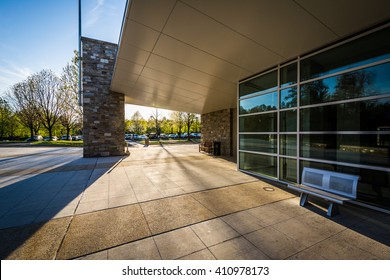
(238, 25), (390, 211)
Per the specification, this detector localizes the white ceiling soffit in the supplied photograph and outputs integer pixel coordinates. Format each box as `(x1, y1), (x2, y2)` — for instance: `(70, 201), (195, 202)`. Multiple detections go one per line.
(111, 0), (390, 114)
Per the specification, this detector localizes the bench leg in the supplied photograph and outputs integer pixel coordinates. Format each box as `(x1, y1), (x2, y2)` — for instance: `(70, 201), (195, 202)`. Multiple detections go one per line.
(327, 203), (339, 217)
(299, 193), (308, 206)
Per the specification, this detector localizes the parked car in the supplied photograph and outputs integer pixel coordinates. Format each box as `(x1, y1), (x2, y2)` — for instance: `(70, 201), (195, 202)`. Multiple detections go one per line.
(168, 134), (178, 139)
(44, 136), (58, 141)
(25, 135), (43, 141)
(60, 135), (72, 141)
(72, 135), (82, 141)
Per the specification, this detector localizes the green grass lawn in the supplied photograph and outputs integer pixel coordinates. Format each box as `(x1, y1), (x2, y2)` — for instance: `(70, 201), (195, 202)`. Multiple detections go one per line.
(34, 140), (84, 147)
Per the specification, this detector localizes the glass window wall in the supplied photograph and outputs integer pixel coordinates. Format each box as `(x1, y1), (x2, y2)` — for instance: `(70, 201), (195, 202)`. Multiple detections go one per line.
(238, 25), (390, 210)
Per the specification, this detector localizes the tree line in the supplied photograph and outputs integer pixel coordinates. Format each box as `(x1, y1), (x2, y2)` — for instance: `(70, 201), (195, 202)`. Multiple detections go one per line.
(125, 109), (200, 139)
(0, 51), (81, 140)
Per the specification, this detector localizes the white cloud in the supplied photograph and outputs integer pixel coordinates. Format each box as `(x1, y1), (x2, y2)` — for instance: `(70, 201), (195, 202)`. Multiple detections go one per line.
(0, 61), (33, 94)
(85, 0), (106, 28)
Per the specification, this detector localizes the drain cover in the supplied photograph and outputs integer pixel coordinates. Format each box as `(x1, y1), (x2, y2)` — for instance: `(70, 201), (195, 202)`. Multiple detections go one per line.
(263, 187), (275, 192)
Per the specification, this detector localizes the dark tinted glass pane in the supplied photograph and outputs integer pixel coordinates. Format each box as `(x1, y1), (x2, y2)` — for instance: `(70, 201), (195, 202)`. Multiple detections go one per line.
(300, 26), (390, 81)
(239, 112), (277, 132)
(280, 134), (297, 156)
(239, 152), (277, 178)
(280, 158), (297, 183)
(300, 160), (390, 210)
(300, 98), (390, 131)
(239, 70), (277, 97)
(280, 110), (297, 132)
(239, 91), (277, 115)
(300, 62), (390, 106)
(280, 86), (297, 108)
(239, 134), (277, 153)
(300, 134), (390, 167)
(280, 63), (297, 87)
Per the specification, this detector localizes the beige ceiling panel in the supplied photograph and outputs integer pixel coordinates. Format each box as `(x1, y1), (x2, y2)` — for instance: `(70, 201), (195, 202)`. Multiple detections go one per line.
(115, 58), (144, 75)
(153, 34), (253, 82)
(146, 54), (236, 93)
(140, 67), (220, 97)
(128, 0), (177, 31)
(163, 1), (283, 72)
(120, 20), (160, 52)
(295, 0), (390, 37)
(111, 70), (139, 85)
(118, 43), (150, 66)
(182, 0), (337, 60)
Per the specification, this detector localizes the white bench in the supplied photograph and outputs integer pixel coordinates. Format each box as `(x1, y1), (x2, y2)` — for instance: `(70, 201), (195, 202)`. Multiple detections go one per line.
(288, 167), (359, 217)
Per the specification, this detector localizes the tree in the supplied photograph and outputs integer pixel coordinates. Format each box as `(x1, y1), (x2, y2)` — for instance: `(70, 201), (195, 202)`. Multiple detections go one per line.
(170, 111), (184, 136)
(184, 112), (196, 140)
(7, 79), (41, 139)
(150, 108), (161, 135)
(33, 69), (63, 139)
(0, 97), (13, 140)
(130, 111), (144, 134)
(59, 51), (82, 139)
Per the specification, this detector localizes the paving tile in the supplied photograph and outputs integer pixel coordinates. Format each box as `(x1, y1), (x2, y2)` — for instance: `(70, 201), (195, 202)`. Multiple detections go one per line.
(108, 195), (138, 208)
(272, 214), (345, 247)
(209, 236), (269, 260)
(305, 235), (379, 259)
(246, 204), (291, 226)
(140, 195), (216, 235)
(57, 204), (151, 259)
(108, 238), (161, 260)
(153, 227), (205, 260)
(77, 250), (108, 260)
(178, 249), (216, 260)
(0, 217), (72, 260)
(221, 210), (266, 234)
(245, 227), (304, 259)
(75, 199), (108, 215)
(191, 218), (239, 247)
(328, 229), (390, 259)
(0, 210), (43, 229)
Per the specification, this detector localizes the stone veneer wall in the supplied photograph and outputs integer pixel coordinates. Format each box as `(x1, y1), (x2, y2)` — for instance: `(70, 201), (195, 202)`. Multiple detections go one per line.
(201, 108), (236, 157)
(82, 37), (125, 157)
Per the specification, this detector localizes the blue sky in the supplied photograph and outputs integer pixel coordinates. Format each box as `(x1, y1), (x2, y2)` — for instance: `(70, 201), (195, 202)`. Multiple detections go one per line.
(0, 0), (175, 119)
(0, 0), (126, 96)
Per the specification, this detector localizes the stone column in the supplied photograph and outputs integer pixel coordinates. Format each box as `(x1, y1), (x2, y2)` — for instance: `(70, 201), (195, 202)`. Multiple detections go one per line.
(82, 37), (125, 157)
(201, 108), (236, 158)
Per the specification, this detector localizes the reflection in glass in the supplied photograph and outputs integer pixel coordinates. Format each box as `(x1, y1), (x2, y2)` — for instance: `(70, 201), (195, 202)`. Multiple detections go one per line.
(280, 63), (297, 87)
(300, 62), (390, 106)
(239, 152), (277, 178)
(239, 112), (277, 132)
(300, 134), (390, 167)
(300, 26), (390, 81)
(239, 134), (277, 154)
(280, 87), (297, 108)
(239, 91), (277, 115)
(300, 160), (390, 209)
(280, 135), (297, 156)
(280, 158), (297, 183)
(280, 110), (297, 132)
(300, 98), (390, 131)
(239, 70), (277, 97)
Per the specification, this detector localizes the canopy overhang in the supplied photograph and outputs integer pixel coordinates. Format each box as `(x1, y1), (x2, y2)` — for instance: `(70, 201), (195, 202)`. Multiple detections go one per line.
(110, 0), (390, 114)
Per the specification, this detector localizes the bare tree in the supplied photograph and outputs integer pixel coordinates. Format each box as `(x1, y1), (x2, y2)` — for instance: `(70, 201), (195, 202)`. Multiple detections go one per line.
(7, 79), (41, 139)
(33, 69), (63, 139)
(60, 51), (82, 139)
(184, 112), (196, 140)
(150, 108), (161, 135)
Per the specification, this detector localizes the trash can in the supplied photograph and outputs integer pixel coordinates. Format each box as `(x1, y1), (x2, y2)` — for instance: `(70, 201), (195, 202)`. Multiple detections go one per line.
(213, 141), (221, 156)
(145, 137), (150, 146)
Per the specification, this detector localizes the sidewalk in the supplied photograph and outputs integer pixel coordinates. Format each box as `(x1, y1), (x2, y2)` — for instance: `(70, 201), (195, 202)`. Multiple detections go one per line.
(0, 144), (389, 260)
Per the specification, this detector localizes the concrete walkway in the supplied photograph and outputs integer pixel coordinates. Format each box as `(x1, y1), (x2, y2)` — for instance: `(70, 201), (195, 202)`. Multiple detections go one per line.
(0, 144), (389, 260)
